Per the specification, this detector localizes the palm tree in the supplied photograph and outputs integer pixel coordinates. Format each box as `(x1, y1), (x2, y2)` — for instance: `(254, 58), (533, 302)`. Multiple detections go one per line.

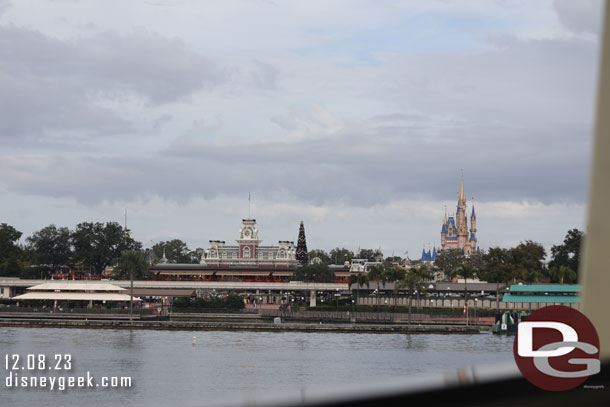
(481, 247), (510, 310)
(348, 273), (369, 307)
(367, 265), (383, 306)
(458, 264), (475, 321)
(382, 266), (405, 310)
(115, 250), (148, 321)
(398, 269), (425, 326)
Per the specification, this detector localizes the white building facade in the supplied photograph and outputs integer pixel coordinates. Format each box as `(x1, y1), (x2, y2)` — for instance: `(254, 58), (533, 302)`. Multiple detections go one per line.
(205, 219), (297, 266)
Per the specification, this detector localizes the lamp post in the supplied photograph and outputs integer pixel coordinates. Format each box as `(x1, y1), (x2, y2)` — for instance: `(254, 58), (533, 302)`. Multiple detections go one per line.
(129, 270), (133, 323)
(475, 298), (478, 323)
(335, 288), (339, 310)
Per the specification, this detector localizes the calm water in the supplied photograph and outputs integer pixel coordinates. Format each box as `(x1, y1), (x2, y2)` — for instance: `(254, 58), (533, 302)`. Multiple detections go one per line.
(0, 327), (514, 406)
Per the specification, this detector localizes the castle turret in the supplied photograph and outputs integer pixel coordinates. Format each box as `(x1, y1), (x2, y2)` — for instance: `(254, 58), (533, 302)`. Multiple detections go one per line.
(469, 200), (477, 253)
(440, 172), (478, 255)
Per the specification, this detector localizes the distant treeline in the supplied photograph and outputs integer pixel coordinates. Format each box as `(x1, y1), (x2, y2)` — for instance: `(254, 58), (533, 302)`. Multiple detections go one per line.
(0, 222), (582, 285)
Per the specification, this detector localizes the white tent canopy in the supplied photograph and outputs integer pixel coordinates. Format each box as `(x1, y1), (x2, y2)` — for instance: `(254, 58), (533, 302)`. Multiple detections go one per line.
(12, 281), (141, 302)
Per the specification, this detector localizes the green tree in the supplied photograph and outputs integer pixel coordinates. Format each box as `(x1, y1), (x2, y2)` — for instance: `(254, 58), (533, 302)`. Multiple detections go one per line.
(292, 264), (335, 283)
(152, 239), (191, 264)
(295, 221), (308, 265)
(0, 223), (26, 277)
(457, 264), (476, 306)
(508, 240), (546, 282)
(382, 265), (406, 309)
(329, 248), (355, 265)
(113, 250), (151, 280)
(465, 251), (486, 272)
(398, 268), (426, 325)
(188, 248), (204, 264)
(367, 264), (386, 306)
(358, 248), (383, 262)
(71, 222), (141, 275)
(548, 229), (583, 282)
(384, 256), (403, 265)
(348, 273), (369, 305)
(434, 249), (465, 280)
(548, 265), (577, 284)
(224, 293), (246, 309)
(26, 225), (72, 273)
(0, 223), (22, 261)
(308, 249), (332, 265)
(480, 247), (512, 310)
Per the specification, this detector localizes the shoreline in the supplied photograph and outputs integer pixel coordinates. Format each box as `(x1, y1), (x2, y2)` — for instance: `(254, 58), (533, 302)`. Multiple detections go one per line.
(0, 318), (481, 334)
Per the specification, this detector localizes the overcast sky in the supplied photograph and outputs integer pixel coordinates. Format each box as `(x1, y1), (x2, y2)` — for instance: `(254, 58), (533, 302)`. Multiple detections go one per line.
(0, 0), (603, 259)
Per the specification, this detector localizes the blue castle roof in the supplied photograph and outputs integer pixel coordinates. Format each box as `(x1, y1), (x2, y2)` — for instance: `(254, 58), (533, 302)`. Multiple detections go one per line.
(447, 217), (456, 231)
(421, 248), (434, 261)
(470, 233), (476, 241)
(471, 206), (476, 219)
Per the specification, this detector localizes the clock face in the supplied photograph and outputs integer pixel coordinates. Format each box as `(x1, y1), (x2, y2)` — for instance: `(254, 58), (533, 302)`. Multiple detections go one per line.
(244, 229), (251, 237)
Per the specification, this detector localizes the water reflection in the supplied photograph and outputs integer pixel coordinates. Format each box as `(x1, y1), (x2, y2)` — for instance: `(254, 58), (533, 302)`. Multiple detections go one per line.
(0, 328), (514, 407)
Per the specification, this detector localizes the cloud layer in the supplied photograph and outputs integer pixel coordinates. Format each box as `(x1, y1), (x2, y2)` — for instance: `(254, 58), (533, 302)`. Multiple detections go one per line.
(0, 0), (602, 254)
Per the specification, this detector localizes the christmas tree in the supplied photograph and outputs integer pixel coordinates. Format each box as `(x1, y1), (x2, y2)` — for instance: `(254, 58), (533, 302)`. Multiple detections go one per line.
(295, 221), (308, 265)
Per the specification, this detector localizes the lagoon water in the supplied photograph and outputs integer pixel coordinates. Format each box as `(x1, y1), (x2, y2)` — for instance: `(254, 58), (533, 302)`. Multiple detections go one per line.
(0, 327), (514, 406)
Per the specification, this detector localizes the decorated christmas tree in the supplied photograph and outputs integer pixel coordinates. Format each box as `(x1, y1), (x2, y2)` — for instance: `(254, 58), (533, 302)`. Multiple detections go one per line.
(295, 221), (309, 265)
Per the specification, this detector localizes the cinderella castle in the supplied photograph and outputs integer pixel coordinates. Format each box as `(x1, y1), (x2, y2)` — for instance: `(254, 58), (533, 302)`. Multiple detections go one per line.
(421, 174), (479, 261)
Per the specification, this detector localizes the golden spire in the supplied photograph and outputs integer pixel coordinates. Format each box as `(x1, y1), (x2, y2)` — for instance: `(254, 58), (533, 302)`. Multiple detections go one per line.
(444, 205), (447, 225)
(459, 169), (465, 202)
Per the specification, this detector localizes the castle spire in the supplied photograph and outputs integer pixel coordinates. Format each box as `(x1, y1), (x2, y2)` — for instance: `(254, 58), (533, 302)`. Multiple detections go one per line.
(444, 205), (447, 225)
(471, 197), (476, 218)
(459, 170), (465, 202)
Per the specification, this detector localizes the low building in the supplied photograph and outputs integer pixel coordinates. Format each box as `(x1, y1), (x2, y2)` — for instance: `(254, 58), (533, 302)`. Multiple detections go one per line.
(502, 284), (580, 309)
(11, 281), (141, 302)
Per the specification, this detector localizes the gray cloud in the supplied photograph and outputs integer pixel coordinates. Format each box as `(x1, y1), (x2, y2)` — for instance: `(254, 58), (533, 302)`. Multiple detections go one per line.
(372, 36), (598, 128)
(0, 10), (597, 209)
(553, 0), (603, 35)
(0, 25), (224, 144)
(0, 0), (10, 16)
(0, 110), (589, 206)
(249, 59), (280, 90)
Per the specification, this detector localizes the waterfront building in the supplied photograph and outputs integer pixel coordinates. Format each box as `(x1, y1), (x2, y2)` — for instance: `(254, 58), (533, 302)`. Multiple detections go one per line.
(440, 175), (479, 255)
(501, 284), (580, 309)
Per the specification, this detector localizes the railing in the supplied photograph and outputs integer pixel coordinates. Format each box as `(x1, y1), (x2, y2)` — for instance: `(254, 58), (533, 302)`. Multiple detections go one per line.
(0, 306), (155, 315)
(261, 309), (494, 325)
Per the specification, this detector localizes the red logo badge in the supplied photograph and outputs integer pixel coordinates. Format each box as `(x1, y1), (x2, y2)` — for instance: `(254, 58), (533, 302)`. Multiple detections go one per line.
(513, 305), (600, 391)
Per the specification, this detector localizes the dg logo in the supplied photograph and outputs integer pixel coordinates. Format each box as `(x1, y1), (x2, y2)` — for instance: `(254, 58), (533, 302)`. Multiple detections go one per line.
(513, 305), (601, 391)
